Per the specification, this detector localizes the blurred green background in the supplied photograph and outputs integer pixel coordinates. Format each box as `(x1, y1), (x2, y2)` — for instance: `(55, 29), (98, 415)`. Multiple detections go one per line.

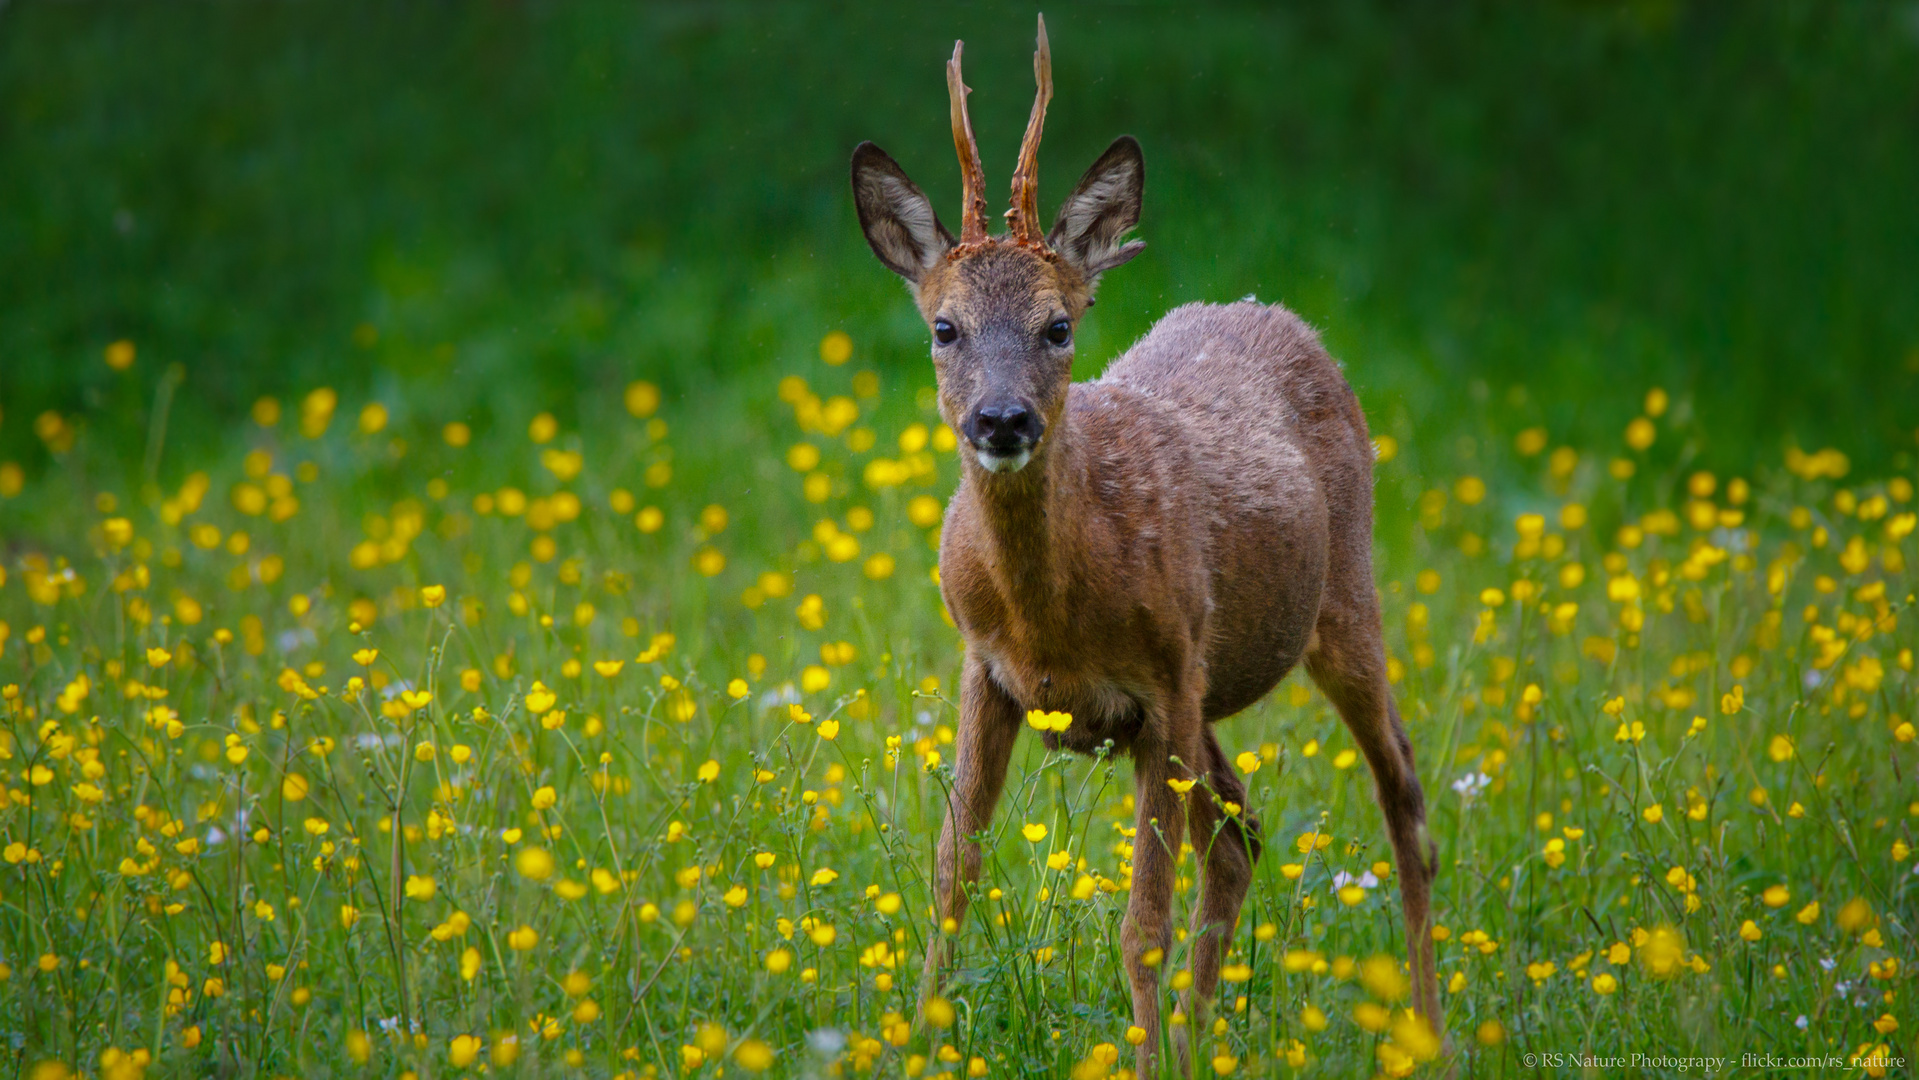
(3, 1), (1917, 487)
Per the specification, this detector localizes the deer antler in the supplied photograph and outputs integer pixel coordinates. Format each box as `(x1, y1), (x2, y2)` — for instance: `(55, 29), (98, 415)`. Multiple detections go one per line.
(1006, 14), (1052, 247)
(947, 41), (991, 247)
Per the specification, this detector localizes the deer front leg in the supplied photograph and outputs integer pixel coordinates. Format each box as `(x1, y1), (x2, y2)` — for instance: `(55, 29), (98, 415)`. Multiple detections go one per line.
(922, 655), (1022, 998)
(1123, 721), (1198, 1078)
(1180, 727), (1261, 1070)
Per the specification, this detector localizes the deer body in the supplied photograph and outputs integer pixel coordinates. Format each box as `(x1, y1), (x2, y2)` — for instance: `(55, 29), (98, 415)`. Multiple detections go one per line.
(943, 301), (1338, 749)
(851, 21), (1438, 1074)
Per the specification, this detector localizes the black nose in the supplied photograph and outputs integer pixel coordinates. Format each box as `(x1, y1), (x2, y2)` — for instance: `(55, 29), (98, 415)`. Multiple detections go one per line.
(966, 403), (1042, 450)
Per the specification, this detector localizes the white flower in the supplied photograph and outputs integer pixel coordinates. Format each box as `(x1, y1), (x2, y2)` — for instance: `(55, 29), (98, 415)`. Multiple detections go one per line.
(760, 683), (802, 708)
(807, 1029), (846, 1056)
(1795, 1015), (1809, 1031)
(1330, 869), (1379, 894)
(1451, 772), (1492, 805)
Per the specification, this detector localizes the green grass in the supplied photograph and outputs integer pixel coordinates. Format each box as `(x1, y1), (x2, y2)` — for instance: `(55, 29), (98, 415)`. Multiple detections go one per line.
(1, 4), (1917, 1079)
(3, 3), (1918, 494)
(0, 337), (1915, 1078)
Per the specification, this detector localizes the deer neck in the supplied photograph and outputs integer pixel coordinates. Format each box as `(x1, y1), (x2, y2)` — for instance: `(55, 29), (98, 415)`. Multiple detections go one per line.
(964, 413), (1083, 617)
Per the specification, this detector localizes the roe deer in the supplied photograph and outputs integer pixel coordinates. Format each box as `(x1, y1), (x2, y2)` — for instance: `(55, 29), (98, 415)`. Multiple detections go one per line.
(850, 17), (1440, 1074)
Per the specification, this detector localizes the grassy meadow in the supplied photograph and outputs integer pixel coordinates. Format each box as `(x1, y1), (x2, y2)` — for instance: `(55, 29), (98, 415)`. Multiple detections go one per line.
(2, 4), (1917, 1079)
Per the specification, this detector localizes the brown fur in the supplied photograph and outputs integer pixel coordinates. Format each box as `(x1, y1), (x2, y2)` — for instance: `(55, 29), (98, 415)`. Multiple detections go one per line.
(851, 32), (1438, 1076)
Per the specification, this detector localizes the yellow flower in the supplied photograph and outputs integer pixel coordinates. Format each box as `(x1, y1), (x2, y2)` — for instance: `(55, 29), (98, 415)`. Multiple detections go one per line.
(728, 678), (750, 698)
(1235, 751), (1261, 775)
(724, 885), (749, 908)
(593, 659), (625, 677)
(352, 648), (378, 666)
(1166, 778), (1196, 794)
(1762, 884), (1790, 908)
(419, 584), (446, 608)
(1592, 973), (1618, 995)
(516, 847), (555, 882)
(924, 996), (956, 1028)
(449, 1034), (481, 1067)
(697, 759), (720, 783)
(1642, 804), (1663, 824)
(1624, 416), (1656, 451)
(1795, 901), (1821, 925)
(531, 786), (557, 810)
(506, 925), (539, 951)
(1022, 823), (1048, 843)
(146, 647), (172, 667)
(810, 868), (839, 887)
(817, 719), (840, 740)
(403, 875), (436, 901)
(524, 682), (557, 714)
(1837, 897), (1875, 934)
(734, 1039), (775, 1072)
(1542, 838), (1566, 868)
(1025, 709), (1072, 732)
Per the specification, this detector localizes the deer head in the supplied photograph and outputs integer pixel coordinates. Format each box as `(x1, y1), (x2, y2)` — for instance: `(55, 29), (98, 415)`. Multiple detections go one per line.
(851, 16), (1145, 474)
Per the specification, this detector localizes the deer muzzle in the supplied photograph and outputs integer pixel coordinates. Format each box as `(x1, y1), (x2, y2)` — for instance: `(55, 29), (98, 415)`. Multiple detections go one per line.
(963, 401), (1043, 473)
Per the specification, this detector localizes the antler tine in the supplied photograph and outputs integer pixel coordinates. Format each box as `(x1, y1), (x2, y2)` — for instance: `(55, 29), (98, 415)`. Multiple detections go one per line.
(1007, 14), (1053, 246)
(947, 41), (990, 246)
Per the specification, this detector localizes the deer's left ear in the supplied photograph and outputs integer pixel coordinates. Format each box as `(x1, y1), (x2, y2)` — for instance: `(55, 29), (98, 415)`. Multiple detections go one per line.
(851, 142), (955, 285)
(1048, 135), (1145, 279)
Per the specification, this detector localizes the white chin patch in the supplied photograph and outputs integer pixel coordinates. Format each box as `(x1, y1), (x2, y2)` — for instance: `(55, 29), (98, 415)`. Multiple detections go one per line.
(975, 447), (1032, 474)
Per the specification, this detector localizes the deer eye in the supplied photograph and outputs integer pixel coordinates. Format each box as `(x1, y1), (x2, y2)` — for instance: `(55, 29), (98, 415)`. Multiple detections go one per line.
(933, 319), (958, 345)
(1045, 319), (1072, 347)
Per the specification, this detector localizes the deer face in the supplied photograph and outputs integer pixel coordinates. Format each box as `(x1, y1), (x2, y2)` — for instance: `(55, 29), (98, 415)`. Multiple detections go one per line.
(919, 244), (1080, 473)
(850, 24), (1145, 475)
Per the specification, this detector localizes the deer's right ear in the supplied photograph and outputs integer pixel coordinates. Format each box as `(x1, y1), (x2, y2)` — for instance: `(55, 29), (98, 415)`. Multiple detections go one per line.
(852, 143), (955, 285)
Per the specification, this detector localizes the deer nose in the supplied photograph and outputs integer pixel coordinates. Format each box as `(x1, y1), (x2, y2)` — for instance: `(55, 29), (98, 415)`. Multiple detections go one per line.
(965, 403), (1042, 451)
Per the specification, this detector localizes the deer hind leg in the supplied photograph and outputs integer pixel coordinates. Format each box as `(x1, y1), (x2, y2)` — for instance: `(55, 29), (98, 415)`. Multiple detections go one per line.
(1179, 726), (1263, 1071)
(1305, 604), (1441, 1042)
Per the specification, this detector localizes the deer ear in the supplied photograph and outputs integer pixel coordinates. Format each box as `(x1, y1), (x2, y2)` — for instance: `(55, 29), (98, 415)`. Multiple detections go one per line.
(851, 142), (954, 284)
(1048, 135), (1145, 278)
